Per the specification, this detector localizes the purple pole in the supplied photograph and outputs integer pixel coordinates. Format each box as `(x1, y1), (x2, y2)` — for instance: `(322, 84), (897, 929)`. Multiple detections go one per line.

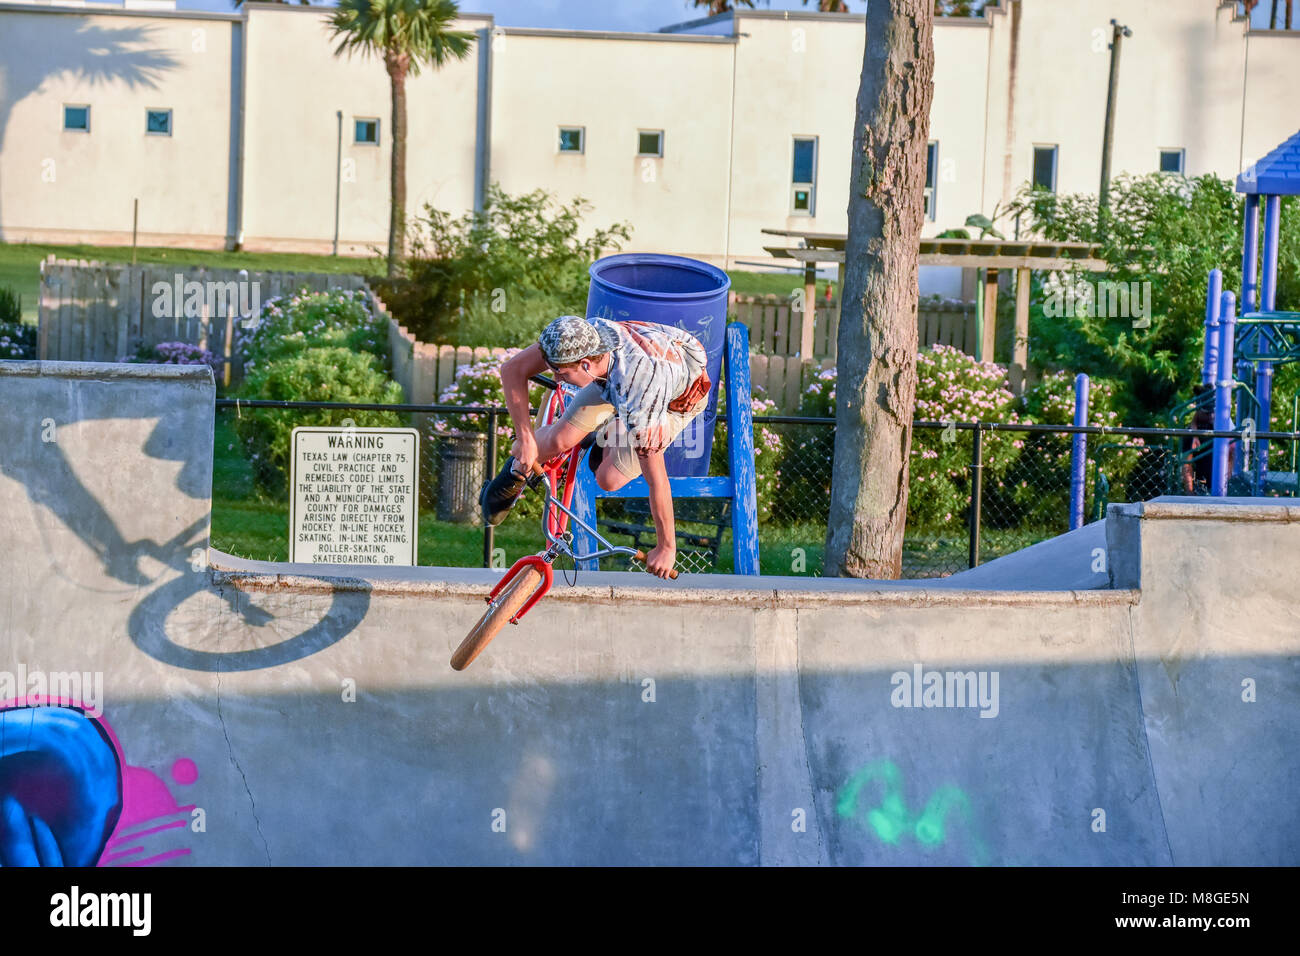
(1242, 196), (1259, 313)
(1262, 195), (1281, 312)
(1256, 341), (1273, 493)
(1070, 373), (1089, 530)
(1212, 291), (1237, 496)
(1202, 269), (1222, 386)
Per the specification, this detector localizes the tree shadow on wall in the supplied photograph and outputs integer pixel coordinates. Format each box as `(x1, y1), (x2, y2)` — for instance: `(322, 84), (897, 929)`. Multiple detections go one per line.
(0, 22), (181, 241)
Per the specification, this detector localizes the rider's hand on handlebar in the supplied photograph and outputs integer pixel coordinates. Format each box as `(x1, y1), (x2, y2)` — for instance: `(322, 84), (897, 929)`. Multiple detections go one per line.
(645, 543), (677, 580)
(511, 430), (540, 476)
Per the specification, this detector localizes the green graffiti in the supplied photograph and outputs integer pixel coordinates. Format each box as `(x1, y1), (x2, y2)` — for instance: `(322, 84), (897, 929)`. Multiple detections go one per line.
(836, 759), (988, 864)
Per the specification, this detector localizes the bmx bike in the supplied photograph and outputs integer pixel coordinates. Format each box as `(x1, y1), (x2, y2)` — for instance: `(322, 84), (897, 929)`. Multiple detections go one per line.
(450, 378), (678, 672)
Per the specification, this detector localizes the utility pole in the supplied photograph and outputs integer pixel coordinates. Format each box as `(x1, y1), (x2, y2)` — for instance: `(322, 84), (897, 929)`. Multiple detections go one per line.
(1098, 19), (1131, 239)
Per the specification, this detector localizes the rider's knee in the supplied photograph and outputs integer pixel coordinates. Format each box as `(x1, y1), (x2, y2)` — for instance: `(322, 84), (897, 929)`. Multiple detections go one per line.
(595, 462), (631, 492)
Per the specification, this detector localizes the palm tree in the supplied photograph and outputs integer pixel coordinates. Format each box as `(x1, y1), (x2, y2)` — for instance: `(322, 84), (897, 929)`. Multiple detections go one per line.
(689, 1), (758, 13)
(330, 0), (475, 277)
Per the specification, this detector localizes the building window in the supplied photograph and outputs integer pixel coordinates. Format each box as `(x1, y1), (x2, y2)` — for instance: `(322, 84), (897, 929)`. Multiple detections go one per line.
(924, 141), (939, 221)
(1032, 145), (1058, 192)
(146, 109), (172, 136)
(792, 136), (817, 215)
(63, 105), (90, 132)
(637, 130), (664, 157)
(558, 127), (584, 153)
(354, 118), (379, 145)
(1159, 148), (1185, 174)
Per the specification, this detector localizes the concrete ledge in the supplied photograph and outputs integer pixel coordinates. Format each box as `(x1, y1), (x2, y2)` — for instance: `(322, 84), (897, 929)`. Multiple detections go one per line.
(1116, 495), (1300, 522)
(208, 549), (1139, 611)
(0, 359), (215, 383)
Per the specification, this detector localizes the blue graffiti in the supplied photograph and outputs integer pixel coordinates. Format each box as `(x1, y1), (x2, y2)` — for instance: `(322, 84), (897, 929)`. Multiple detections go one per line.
(0, 706), (123, 866)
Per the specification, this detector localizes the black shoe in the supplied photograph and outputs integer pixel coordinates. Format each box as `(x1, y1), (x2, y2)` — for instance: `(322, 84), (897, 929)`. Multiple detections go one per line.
(480, 457), (529, 527)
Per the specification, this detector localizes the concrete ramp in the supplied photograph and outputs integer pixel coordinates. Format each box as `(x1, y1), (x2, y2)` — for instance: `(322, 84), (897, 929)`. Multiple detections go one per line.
(1, 361), (1297, 866)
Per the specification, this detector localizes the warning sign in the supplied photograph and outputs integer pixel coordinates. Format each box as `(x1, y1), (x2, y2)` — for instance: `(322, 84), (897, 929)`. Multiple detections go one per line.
(289, 426), (419, 565)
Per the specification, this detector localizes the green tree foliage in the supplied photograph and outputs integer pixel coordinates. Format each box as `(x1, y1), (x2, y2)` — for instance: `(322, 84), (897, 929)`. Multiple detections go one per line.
(377, 184), (631, 344)
(329, 0), (474, 276)
(234, 289), (402, 496)
(1011, 174), (1300, 423)
(237, 347), (403, 497)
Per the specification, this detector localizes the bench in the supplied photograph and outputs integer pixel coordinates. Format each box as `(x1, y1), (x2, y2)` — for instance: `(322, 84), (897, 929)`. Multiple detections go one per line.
(602, 497), (731, 571)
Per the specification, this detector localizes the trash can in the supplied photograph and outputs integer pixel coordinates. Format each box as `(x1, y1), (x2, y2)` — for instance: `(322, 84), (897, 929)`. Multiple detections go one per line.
(586, 253), (731, 476)
(436, 431), (487, 524)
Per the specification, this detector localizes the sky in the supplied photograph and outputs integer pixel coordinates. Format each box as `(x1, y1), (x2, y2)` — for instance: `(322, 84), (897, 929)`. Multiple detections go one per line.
(178, 0), (865, 30)
(173, 1), (1296, 32)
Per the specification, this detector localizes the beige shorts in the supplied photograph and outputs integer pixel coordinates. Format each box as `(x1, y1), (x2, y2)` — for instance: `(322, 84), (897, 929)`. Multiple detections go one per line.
(541, 383), (709, 480)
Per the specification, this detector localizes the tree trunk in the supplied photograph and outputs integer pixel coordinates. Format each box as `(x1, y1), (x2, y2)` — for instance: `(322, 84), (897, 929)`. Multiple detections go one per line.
(386, 53), (410, 278)
(825, 0), (934, 579)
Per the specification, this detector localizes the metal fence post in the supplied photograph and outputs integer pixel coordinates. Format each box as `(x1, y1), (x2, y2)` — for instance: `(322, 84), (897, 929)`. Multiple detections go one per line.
(482, 408), (496, 568)
(1070, 373), (1090, 530)
(968, 426), (983, 569)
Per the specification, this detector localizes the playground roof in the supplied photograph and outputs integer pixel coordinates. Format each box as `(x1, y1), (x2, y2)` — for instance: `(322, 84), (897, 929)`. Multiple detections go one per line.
(760, 230), (1108, 272)
(1237, 129), (1300, 196)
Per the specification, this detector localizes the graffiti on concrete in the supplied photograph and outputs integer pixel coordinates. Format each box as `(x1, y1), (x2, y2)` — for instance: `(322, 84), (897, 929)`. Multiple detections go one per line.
(835, 758), (987, 865)
(0, 699), (198, 866)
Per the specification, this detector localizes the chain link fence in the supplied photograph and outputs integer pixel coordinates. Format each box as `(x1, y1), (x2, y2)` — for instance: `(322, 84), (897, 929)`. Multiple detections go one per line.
(212, 399), (1300, 579)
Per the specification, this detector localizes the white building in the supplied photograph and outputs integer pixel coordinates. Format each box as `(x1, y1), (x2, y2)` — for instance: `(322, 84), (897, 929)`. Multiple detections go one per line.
(0, 0), (1296, 272)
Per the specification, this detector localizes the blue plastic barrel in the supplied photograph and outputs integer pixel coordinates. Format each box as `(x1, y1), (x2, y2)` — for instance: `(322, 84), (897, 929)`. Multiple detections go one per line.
(585, 253), (731, 476)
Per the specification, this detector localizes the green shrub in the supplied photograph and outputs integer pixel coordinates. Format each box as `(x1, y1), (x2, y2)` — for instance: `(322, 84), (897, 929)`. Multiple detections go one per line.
(440, 289), (576, 350)
(1010, 175), (1300, 422)
(0, 285), (33, 360)
(237, 288), (388, 376)
(235, 347), (403, 496)
(377, 184), (631, 343)
(998, 370), (1143, 522)
(0, 285), (20, 325)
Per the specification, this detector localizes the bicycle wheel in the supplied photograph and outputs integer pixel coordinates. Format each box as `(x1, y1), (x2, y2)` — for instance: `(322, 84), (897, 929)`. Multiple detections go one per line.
(450, 566), (544, 671)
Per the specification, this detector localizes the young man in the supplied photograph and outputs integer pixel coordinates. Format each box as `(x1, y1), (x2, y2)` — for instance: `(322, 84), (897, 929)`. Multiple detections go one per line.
(479, 314), (711, 579)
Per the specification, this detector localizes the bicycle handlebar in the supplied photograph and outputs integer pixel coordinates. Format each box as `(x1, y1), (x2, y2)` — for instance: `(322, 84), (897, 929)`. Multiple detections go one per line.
(532, 464), (679, 579)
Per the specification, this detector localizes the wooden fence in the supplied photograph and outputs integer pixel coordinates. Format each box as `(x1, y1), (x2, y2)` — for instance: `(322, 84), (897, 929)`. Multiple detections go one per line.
(37, 257), (368, 379)
(730, 293), (977, 362)
(35, 259), (976, 414)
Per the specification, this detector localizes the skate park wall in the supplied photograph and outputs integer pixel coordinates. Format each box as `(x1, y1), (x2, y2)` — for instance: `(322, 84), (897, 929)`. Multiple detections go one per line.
(0, 360), (1296, 866)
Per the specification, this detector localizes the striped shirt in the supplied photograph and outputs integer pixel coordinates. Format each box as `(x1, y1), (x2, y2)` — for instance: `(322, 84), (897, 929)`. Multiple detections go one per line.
(591, 318), (708, 452)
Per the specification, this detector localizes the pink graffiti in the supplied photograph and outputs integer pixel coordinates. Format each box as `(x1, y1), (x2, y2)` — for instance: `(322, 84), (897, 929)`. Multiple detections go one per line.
(0, 695), (198, 867)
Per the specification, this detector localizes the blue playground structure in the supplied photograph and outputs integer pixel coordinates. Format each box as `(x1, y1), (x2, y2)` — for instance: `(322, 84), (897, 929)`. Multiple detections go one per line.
(569, 253), (761, 575)
(1201, 128), (1300, 496)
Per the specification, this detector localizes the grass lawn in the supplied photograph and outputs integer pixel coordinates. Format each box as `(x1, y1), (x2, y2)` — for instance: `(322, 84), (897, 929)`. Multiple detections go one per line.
(1, 237), (831, 325)
(0, 240), (385, 323)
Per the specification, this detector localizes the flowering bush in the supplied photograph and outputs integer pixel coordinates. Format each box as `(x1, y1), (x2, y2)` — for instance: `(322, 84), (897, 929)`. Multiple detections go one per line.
(786, 346), (1026, 530)
(235, 347), (403, 496)
(1006, 370), (1143, 519)
(0, 321), (36, 360)
(236, 289), (388, 377)
(910, 345), (1025, 528)
(125, 341), (222, 372)
(430, 351), (546, 441)
(711, 383), (783, 522)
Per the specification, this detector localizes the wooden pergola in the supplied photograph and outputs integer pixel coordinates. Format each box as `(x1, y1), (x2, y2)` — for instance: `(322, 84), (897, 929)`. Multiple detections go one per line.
(759, 229), (1108, 393)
